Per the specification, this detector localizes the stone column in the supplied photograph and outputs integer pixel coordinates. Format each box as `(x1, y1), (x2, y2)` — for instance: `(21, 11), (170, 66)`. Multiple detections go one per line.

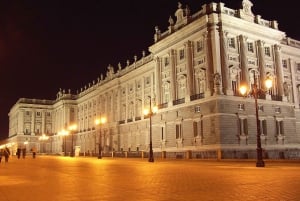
(239, 35), (249, 85)
(203, 31), (213, 97)
(184, 40), (194, 101)
(170, 49), (177, 103)
(274, 44), (284, 98)
(42, 110), (45, 134)
(155, 57), (162, 105)
(208, 23), (223, 95)
(290, 58), (299, 107)
(117, 87), (122, 121)
(31, 110), (35, 135)
(219, 29), (231, 95)
(256, 40), (266, 88)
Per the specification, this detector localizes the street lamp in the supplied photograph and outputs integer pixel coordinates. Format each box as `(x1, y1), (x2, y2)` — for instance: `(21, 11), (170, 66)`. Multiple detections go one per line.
(58, 129), (69, 156)
(143, 96), (158, 162)
(39, 134), (49, 153)
(68, 124), (77, 157)
(239, 72), (273, 167)
(95, 116), (107, 159)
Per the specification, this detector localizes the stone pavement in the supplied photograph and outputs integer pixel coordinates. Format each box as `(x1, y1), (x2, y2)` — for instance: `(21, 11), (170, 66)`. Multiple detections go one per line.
(0, 155), (300, 201)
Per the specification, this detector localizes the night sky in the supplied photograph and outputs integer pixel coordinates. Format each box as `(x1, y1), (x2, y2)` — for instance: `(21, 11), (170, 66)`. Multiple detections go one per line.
(0, 0), (299, 140)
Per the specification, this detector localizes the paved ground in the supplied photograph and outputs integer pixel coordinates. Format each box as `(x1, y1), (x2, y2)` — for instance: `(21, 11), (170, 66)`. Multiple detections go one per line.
(0, 155), (300, 201)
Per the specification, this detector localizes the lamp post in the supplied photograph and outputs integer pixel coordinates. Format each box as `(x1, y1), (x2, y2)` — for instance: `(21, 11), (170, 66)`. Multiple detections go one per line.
(239, 71), (272, 167)
(38, 134), (49, 153)
(68, 124), (77, 157)
(95, 116), (107, 159)
(143, 96), (158, 163)
(58, 129), (69, 156)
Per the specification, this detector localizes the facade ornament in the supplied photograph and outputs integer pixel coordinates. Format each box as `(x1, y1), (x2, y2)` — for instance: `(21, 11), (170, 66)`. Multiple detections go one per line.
(154, 26), (161, 42)
(175, 2), (184, 24)
(168, 16), (174, 26)
(185, 4), (190, 18)
(118, 62), (122, 71)
(106, 65), (114, 79)
(213, 73), (222, 95)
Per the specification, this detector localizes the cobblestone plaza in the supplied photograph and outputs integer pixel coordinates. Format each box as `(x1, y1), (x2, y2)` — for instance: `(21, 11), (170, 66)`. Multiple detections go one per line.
(0, 156), (300, 201)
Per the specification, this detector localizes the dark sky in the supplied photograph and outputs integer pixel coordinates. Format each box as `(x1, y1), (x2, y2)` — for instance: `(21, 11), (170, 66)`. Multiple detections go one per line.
(0, 0), (299, 140)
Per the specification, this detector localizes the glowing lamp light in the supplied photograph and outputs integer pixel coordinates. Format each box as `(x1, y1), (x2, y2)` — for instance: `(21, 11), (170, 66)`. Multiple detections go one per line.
(239, 85), (248, 96)
(265, 78), (273, 90)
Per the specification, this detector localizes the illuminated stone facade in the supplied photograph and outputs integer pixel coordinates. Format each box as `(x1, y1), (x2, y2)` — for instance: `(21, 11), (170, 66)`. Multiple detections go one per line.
(6, 0), (300, 159)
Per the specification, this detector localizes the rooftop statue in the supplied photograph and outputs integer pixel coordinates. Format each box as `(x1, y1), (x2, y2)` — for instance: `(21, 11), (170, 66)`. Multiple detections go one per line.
(175, 2), (184, 23)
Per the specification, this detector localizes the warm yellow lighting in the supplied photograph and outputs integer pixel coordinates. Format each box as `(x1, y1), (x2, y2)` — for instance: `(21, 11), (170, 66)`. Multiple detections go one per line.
(68, 124), (77, 131)
(152, 106), (158, 113)
(39, 134), (49, 141)
(95, 117), (107, 125)
(143, 108), (150, 115)
(265, 78), (273, 90)
(239, 85), (248, 96)
(58, 129), (69, 136)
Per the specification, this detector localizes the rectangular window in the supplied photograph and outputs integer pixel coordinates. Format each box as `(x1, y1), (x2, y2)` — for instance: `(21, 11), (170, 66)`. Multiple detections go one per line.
(264, 47), (271, 56)
(161, 127), (164, 140)
(228, 38), (235, 48)
(176, 124), (182, 139)
(179, 49), (185, 60)
(276, 120), (284, 135)
(193, 122), (198, 137)
(262, 120), (267, 135)
(247, 42), (254, 52)
(282, 59), (287, 68)
(238, 104), (245, 111)
(259, 119), (267, 135)
(243, 119), (248, 135)
(297, 63), (300, 72)
(239, 118), (248, 135)
(164, 57), (169, 66)
(196, 40), (204, 52)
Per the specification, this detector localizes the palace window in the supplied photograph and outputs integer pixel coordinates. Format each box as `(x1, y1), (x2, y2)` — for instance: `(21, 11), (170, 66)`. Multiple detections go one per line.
(179, 49), (185, 60)
(297, 63), (300, 72)
(193, 121), (203, 138)
(164, 57), (169, 66)
(228, 38), (236, 48)
(196, 40), (204, 52)
(282, 59), (287, 68)
(259, 119), (267, 135)
(276, 120), (284, 136)
(238, 118), (248, 136)
(247, 42), (254, 52)
(175, 124), (182, 139)
(264, 47), (271, 56)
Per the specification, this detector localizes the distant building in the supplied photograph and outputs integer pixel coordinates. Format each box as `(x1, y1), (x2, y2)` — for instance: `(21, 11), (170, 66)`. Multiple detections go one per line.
(5, 0), (300, 159)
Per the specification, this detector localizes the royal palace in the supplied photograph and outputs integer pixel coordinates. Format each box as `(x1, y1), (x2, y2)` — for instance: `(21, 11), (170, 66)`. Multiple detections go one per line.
(4, 0), (300, 160)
